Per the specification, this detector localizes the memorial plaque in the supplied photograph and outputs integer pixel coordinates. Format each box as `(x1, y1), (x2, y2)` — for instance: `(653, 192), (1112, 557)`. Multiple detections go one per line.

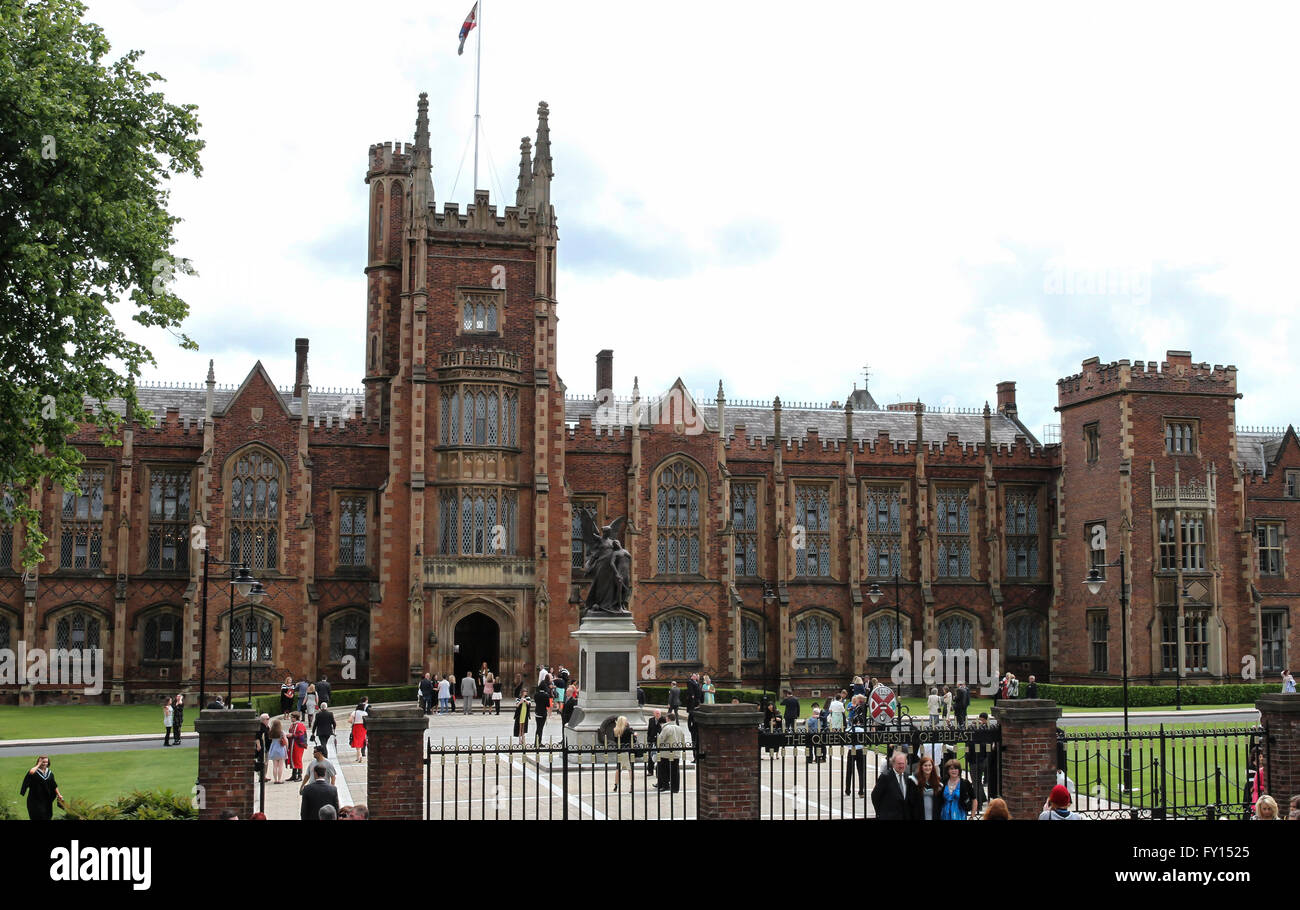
(594, 652), (629, 692)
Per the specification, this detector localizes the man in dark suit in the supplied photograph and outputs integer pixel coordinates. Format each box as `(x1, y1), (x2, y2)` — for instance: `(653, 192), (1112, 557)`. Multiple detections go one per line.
(953, 683), (971, 726)
(300, 764), (340, 821)
(316, 675), (332, 707)
(313, 702), (336, 752)
(871, 749), (922, 819)
(418, 673), (436, 714)
(1026, 675), (1039, 698)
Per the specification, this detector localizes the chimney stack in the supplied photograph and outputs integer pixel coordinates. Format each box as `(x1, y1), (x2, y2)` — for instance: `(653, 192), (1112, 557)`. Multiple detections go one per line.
(294, 338), (309, 398)
(996, 381), (1017, 416)
(596, 349), (613, 394)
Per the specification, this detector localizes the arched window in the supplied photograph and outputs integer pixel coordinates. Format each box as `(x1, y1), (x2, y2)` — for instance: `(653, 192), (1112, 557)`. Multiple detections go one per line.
(328, 612), (370, 663)
(230, 611), (274, 664)
(54, 608), (102, 674)
(795, 615), (833, 660)
(1007, 613), (1044, 658)
(228, 449), (281, 571)
(656, 460), (702, 575)
(658, 614), (699, 663)
(142, 611), (182, 661)
(741, 615), (762, 660)
(867, 614), (901, 660)
(0, 611), (11, 650)
(487, 391), (499, 445)
(937, 615), (975, 651)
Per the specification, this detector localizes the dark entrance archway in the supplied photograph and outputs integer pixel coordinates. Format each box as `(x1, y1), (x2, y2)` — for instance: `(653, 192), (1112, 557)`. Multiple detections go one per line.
(454, 612), (499, 682)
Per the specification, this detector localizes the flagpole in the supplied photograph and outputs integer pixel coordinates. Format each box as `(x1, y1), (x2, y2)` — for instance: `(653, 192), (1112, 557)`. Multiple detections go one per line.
(473, 0), (482, 191)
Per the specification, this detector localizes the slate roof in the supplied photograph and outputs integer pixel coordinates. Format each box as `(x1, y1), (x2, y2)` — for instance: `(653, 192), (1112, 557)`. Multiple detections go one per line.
(1237, 431), (1286, 475)
(85, 385), (367, 424)
(564, 392), (1040, 447)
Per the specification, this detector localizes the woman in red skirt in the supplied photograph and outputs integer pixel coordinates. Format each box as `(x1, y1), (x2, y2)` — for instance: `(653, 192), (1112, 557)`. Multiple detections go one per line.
(288, 712), (308, 782)
(349, 702), (368, 763)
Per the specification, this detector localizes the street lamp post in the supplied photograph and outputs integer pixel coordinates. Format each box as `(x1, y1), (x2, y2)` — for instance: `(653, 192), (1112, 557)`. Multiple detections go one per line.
(866, 570), (903, 725)
(247, 581), (267, 705)
(762, 583), (777, 710)
(196, 535), (266, 710)
(226, 565), (258, 706)
(1085, 550), (1133, 793)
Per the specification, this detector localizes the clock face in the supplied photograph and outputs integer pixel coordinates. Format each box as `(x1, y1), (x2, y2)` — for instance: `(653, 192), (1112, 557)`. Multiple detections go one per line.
(869, 684), (897, 722)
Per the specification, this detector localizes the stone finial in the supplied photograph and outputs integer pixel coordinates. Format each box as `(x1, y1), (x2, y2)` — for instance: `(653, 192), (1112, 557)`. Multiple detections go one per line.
(415, 92), (430, 150)
(516, 136), (533, 208)
(533, 101), (552, 176)
(717, 380), (725, 402)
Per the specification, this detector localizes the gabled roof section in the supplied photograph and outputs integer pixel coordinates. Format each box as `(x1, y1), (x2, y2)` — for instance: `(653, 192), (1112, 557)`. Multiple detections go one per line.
(215, 361), (294, 419)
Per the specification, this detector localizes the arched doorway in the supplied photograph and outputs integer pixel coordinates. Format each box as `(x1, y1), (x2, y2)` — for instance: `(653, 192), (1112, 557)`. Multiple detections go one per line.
(454, 612), (499, 681)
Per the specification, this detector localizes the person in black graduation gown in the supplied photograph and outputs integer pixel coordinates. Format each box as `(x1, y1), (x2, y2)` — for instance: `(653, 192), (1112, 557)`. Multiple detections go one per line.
(20, 756), (64, 820)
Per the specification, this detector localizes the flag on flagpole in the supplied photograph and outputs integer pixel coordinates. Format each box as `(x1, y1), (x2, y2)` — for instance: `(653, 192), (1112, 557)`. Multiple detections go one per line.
(458, 3), (478, 55)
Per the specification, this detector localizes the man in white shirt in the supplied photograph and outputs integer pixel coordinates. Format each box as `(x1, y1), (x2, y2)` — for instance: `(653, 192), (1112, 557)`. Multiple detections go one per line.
(654, 718), (686, 792)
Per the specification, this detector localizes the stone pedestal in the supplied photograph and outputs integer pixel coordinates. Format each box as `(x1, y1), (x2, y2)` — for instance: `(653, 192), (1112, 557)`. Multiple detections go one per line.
(563, 614), (646, 761)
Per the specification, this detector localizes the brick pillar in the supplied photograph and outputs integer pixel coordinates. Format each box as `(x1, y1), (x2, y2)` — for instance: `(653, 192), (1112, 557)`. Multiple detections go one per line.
(194, 708), (259, 820)
(1257, 694), (1300, 801)
(695, 704), (761, 820)
(364, 705), (428, 819)
(993, 699), (1061, 821)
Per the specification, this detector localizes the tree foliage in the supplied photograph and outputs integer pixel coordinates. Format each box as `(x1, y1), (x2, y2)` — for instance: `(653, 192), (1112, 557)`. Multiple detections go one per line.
(0, 0), (203, 567)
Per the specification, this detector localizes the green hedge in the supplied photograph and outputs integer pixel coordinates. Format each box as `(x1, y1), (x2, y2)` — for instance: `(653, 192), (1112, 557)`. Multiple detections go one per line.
(231, 684), (417, 715)
(1037, 682), (1272, 708)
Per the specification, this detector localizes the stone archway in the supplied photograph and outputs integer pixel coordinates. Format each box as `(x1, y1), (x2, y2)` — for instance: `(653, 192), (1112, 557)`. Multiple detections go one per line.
(436, 595), (521, 689)
(454, 612), (499, 681)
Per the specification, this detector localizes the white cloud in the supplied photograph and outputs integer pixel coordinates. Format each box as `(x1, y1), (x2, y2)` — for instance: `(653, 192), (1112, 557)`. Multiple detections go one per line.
(87, 0), (1300, 431)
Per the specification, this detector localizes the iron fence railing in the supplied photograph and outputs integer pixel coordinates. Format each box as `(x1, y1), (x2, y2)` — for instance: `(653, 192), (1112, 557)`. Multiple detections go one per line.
(424, 737), (697, 820)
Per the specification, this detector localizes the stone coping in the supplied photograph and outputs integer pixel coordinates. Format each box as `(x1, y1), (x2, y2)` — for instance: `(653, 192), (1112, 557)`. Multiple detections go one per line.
(1256, 693), (1300, 714)
(991, 699), (1062, 724)
(193, 708), (260, 735)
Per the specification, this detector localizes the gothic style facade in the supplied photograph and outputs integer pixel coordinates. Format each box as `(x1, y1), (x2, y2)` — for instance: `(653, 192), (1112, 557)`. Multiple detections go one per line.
(1, 95), (1295, 703)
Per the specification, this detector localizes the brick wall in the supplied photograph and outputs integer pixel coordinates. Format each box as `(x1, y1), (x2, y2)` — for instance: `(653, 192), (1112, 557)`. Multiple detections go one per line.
(1257, 694), (1300, 803)
(194, 708), (259, 820)
(694, 703), (761, 820)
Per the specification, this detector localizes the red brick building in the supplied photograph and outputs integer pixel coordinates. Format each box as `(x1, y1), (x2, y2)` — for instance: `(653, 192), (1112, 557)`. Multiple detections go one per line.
(0, 97), (1293, 703)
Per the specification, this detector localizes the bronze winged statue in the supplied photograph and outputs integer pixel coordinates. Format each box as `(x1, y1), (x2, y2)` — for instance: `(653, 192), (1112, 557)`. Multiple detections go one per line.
(578, 512), (632, 615)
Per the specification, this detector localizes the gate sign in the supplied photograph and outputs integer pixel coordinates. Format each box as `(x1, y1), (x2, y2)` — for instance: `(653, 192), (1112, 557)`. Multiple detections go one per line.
(869, 684), (898, 723)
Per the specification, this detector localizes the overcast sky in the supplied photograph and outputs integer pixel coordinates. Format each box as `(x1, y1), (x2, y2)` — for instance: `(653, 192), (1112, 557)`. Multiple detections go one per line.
(93, 0), (1300, 438)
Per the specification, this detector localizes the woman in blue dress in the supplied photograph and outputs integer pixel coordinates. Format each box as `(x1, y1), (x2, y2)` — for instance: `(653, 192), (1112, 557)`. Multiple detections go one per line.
(939, 758), (977, 820)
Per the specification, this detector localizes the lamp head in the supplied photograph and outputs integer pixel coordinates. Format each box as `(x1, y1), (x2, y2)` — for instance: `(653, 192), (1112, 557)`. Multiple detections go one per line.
(245, 581), (267, 606)
(1084, 567), (1104, 596)
(866, 583), (884, 605)
(233, 566), (256, 597)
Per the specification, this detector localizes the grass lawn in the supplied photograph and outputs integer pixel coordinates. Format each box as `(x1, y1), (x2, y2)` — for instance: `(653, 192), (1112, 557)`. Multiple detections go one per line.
(0, 748), (198, 818)
(0, 704), (191, 740)
(1061, 722), (1257, 817)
